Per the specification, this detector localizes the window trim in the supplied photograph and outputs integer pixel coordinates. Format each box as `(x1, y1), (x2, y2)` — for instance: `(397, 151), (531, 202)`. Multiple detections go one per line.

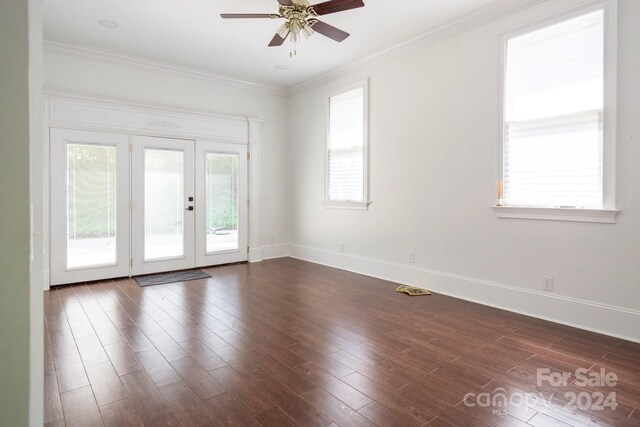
(325, 78), (371, 209)
(496, 0), (618, 223)
(492, 206), (619, 224)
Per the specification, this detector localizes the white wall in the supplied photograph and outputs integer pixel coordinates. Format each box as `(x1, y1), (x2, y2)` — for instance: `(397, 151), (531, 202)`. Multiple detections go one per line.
(43, 49), (291, 255)
(29, 0), (45, 424)
(288, 0), (640, 341)
(1, 0), (44, 425)
(42, 0), (639, 341)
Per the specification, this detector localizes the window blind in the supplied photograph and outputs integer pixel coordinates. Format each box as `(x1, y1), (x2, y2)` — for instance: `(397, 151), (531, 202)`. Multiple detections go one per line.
(328, 87), (365, 202)
(503, 10), (604, 208)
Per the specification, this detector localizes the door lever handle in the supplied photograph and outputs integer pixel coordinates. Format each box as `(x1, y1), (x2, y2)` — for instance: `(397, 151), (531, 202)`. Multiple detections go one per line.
(185, 206), (194, 211)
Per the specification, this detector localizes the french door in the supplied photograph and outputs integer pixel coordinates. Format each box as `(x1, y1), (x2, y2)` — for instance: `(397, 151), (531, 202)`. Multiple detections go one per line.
(50, 129), (131, 285)
(131, 136), (195, 275)
(195, 141), (248, 267)
(50, 130), (248, 285)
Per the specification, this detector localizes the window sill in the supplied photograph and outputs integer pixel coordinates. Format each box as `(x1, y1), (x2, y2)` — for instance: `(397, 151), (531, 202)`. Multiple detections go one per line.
(325, 201), (371, 210)
(492, 206), (619, 224)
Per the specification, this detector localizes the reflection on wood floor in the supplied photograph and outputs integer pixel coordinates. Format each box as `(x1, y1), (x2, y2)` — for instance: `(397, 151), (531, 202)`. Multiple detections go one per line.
(44, 258), (640, 426)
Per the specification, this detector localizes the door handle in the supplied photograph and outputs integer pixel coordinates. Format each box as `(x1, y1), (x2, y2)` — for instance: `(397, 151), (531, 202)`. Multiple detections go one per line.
(186, 206), (194, 211)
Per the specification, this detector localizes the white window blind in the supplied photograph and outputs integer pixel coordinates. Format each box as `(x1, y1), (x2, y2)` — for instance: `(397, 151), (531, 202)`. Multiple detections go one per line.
(328, 87), (365, 202)
(503, 10), (604, 209)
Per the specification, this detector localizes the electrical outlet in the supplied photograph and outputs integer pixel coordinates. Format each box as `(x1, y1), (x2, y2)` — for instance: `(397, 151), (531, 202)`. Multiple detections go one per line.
(339, 242), (344, 252)
(408, 251), (415, 264)
(543, 276), (554, 292)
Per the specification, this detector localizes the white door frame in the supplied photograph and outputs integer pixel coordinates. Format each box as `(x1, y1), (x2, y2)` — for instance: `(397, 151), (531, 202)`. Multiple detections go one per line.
(45, 92), (263, 288)
(131, 135), (195, 276)
(50, 128), (131, 285)
(195, 141), (248, 267)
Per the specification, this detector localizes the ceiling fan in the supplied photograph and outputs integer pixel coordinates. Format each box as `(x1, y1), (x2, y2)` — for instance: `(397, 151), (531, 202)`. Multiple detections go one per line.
(221, 0), (365, 56)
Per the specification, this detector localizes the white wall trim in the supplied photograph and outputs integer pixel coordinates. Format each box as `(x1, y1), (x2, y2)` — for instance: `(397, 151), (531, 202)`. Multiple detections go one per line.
(248, 118), (263, 263)
(44, 41), (288, 98)
(492, 206), (620, 223)
(29, 0), (45, 424)
(45, 89), (253, 123)
(45, 91), (262, 284)
(324, 201), (371, 210)
(261, 244), (290, 260)
(325, 78), (370, 207)
(44, 1), (545, 99)
(288, 0), (546, 96)
(496, 0), (619, 213)
(248, 247), (263, 263)
(288, 244), (640, 343)
(45, 90), (256, 143)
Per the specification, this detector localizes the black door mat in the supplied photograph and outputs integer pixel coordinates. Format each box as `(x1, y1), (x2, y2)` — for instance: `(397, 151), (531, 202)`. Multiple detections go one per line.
(134, 269), (211, 287)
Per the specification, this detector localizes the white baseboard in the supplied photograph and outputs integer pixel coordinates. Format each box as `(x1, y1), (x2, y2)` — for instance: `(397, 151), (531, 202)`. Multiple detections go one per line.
(261, 243), (290, 260)
(43, 269), (50, 291)
(287, 244), (640, 343)
(248, 246), (263, 263)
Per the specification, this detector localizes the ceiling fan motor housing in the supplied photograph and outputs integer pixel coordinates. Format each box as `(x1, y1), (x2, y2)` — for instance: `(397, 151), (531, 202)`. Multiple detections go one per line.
(221, 0), (365, 49)
(278, 4), (317, 41)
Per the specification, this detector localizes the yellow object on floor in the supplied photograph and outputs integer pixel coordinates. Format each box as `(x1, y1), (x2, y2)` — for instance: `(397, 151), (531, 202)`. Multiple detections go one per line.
(395, 285), (431, 296)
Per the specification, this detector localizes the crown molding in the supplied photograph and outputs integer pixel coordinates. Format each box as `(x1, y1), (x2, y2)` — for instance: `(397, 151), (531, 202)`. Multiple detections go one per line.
(43, 40), (288, 97)
(43, 89), (259, 123)
(44, 0), (545, 98)
(287, 0), (546, 96)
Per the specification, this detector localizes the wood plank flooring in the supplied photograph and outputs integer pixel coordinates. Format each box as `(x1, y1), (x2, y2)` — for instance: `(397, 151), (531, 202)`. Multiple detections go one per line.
(44, 258), (640, 426)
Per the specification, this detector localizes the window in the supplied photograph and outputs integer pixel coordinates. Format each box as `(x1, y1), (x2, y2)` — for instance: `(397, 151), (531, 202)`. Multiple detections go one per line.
(499, 5), (617, 221)
(326, 79), (369, 208)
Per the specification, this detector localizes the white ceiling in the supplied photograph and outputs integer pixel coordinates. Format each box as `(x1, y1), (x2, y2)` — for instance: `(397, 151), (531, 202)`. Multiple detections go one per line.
(44, 0), (498, 89)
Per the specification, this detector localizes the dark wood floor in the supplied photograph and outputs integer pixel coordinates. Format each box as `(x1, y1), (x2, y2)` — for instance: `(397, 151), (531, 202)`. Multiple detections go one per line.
(44, 258), (639, 426)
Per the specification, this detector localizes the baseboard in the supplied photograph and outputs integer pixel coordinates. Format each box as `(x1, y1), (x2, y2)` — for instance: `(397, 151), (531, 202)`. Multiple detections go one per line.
(288, 244), (640, 343)
(43, 269), (50, 291)
(248, 246), (262, 263)
(261, 244), (290, 260)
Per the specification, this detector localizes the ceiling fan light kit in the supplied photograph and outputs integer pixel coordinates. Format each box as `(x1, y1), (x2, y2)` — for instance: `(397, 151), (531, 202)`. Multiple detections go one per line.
(221, 0), (365, 57)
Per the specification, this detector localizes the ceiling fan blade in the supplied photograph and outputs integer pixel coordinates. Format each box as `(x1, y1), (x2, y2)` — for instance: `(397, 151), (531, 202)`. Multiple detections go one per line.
(309, 20), (350, 42)
(277, 0), (294, 5)
(220, 13), (278, 19)
(268, 33), (288, 47)
(310, 0), (364, 16)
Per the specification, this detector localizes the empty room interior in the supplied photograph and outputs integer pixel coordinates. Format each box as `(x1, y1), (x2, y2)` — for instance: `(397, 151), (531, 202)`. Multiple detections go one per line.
(2, 0), (640, 425)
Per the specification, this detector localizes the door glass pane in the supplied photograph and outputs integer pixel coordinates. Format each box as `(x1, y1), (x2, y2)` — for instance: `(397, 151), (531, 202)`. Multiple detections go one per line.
(206, 153), (239, 253)
(67, 144), (117, 269)
(145, 149), (184, 260)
